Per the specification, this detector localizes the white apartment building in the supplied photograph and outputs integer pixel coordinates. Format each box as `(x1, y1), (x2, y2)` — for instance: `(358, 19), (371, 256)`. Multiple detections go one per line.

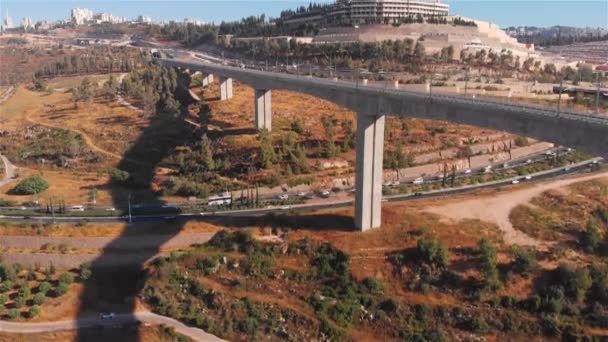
(280, 0), (449, 25)
(71, 7), (94, 25)
(347, 0), (449, 22)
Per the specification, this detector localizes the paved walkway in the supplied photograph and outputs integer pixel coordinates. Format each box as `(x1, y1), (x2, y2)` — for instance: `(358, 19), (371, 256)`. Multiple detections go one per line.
(0, 310), (224, 341)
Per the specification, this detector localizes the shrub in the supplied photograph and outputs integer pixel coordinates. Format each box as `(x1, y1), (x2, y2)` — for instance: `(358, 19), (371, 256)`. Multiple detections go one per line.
(7, 308), (19, 320)
(33, 292), (46, 305)
(581, 220), (602, 254)
(58, 272), (74, 285)
(54, 282), (69, 296)
(196, 255), (220, 275)
(361, 277), (384, 295)
(416, 238), (449, 268)
(0, 293), (7, 305)
(29, 305), (41, 318)
(242, 252), (274, 277)
(108, 168), (130, 184)
(511, 246), (537, 276)
(79, 263), (92, 281)
(14, 295), (26, 308)
(10, 175), (49, 195)
(311, 242), (350, 278)
(237, 317), (258, 334)
(38, 281), (52, 294)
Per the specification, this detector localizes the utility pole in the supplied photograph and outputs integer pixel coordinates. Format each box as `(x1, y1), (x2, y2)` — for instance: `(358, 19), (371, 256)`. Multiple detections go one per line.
(557, 75), (563, 114)
(464, 67), (469, 96)
(596, 72), (602, 114)
(127, 193), (132, 224)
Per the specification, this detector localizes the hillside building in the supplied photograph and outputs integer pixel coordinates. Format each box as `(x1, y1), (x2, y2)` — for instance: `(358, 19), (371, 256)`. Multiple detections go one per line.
(278, 0), (449, 26)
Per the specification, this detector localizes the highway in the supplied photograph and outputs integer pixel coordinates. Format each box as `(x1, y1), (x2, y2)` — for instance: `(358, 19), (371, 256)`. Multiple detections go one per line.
(0, 157), (601, 224)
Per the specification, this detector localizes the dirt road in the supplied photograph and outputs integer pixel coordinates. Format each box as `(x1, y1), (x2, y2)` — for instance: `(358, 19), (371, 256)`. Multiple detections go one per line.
(0, 310), (224, 341)
(425, 171), (608, 247)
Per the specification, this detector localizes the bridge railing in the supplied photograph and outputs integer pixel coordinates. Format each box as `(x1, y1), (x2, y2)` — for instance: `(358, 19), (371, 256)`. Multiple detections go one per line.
(164, 57), (608, 125)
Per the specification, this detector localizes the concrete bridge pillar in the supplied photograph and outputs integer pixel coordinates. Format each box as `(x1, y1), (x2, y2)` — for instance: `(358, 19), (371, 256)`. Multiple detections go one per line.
(255, 89), (272, 131)
(202, 74), (214, 87)
(355, 113), (385, 231)
(220, 77), (233, 100)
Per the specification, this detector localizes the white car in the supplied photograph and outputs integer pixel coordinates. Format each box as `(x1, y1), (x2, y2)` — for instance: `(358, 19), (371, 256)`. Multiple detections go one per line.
(464, 169), (472, 174)
(100, 312), (115, 320)
(104, 207), (116, 212)
(524, 175), (532, 180)
(277, 193), (289, 200)
(511, 180), (520, 184)
(297, 192), (308, 198)
(412, 177), (424, 185)
(320, 190), (331, 198)
(69, 205), (85, 212)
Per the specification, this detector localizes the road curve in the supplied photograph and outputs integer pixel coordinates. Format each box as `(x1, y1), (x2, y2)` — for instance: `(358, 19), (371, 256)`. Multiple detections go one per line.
(0, 310), (225, 341)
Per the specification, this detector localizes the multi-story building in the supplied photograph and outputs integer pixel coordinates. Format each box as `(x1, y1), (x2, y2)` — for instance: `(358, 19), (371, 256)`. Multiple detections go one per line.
(21, 17), (33, 30)
(279, 0), (449, 26)
(137, 15), (152, 24)
(71, 7), (94, 25)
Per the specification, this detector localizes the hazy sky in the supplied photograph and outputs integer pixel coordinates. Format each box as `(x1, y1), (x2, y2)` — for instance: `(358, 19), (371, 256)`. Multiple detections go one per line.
(1, 0), (606, 28)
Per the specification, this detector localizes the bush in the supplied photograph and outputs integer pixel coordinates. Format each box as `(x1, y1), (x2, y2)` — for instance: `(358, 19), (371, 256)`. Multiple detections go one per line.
(29, 305), (41, 318)
(361, 277), (384, 295)
(0, 293), (7, 305)
(58, 272), (74, 285)
(38, 281), (52, 294)
(14, 295), (26, 308)
(79, 263), (92, 281)
(54, 282), (69, 296)
(7, 308), (19, 320)
(237, 317), (258, 334)
(311, 242), (350, 278)
(511, 246), (537, 276)
(108, 168), (130, 184)
(416, 238), (449, 268)
(33, 292), (46, 305)
(10, 176), (49, 195)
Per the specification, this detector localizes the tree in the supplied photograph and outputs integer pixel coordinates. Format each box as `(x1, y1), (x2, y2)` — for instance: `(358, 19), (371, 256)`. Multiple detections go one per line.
(7, 308), (19, 320)
(200, 134), (216, 171)
(341, 120), (356, 151)
(87, 188), (98, 205)
(102, 75), (119, 99)
(33, 292), (46, 305)
(38, 281), (52, 295)
(79, 263), (92, 281)
(259, 129), (275, 169)
(10, 175), (49, 195)
(414, 40), (426, 61)
(478, 239), (501, 292)
(581, 220), (602, 254)
(58, 272), (74, 285)
(198, 101), (212, 133)
(29, 305), (41, 318)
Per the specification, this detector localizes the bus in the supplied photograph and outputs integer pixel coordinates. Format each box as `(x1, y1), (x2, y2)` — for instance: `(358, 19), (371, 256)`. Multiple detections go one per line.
(207, 192), (232, 207)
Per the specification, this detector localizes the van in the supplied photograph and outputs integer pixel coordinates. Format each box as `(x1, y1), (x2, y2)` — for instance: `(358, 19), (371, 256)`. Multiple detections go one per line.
(70, 205), (85, 212)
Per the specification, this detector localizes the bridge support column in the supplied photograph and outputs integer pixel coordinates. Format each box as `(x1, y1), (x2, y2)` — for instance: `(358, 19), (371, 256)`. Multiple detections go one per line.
(202, 74), (214, 87)
(355, 113), (385, 231)
(255, 89), (272, 131)
(220, 77), (233, 100)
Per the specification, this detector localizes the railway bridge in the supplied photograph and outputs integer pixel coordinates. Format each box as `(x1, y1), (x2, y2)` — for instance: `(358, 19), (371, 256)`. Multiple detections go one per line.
(160, 57), (608, 231)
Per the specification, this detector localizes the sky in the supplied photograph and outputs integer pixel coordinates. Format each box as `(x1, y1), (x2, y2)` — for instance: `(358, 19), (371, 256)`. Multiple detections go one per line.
(1, 0), (606, 28)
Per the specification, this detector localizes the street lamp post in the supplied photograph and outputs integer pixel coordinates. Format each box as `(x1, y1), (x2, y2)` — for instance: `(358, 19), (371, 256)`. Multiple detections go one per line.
(557, 75), (564, 114)
(128, 193), (132, 224)
(596, 72), (602, 114)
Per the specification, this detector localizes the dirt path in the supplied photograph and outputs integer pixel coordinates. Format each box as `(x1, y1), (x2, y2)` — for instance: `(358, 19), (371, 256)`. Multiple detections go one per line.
(0, 310), (224, 341)
(0, 153), (16, 188)
(425, 171), (608, 247)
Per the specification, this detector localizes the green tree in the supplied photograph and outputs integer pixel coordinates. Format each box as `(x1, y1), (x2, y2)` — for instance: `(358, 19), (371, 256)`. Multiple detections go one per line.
(58, 272), (74, 285)
(259, 129), (275, 169)
(200, 134), (216, 171)
(7, 308), (19, 320)
(33, 292), (46, 305)
(38, 281), (52, 295)
(478, 239), (501, 292)
(79, 263), (92, 281)
(102, 75), (119, 99)
(29, 305), (41, 318)
(11, 176), (49, 195)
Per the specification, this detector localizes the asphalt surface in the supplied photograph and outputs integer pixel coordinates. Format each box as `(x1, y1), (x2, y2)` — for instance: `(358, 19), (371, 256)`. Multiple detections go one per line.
(0, 310), (225, 341)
